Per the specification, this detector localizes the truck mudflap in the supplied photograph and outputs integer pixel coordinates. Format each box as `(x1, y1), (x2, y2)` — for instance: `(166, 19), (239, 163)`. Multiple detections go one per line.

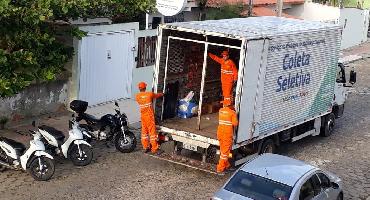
(144, 152), (225, 175)
(144, 152), (259, 175)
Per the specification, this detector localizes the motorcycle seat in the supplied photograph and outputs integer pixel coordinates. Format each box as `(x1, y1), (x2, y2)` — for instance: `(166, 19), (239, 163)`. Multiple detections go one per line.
(81, 113), (100, 123)
(38, 125), (65, 141)
(0, 137), (26, 154)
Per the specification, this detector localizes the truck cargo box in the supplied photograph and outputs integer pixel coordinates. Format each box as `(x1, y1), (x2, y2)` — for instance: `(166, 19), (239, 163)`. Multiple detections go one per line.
(153, 17), (341, 148)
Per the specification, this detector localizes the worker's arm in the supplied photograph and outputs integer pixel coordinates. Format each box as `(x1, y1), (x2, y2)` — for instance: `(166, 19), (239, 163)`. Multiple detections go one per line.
(208, 53), (223, 64)
(231, 61), (238, 81)
(231, 111), (238, 126)
(152, 92), (164, 99)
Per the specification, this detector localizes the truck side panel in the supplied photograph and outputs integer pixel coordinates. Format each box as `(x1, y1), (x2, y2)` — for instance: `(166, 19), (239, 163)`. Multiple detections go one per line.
(236, 39), (269, 143)
(258, 29), (341, 136)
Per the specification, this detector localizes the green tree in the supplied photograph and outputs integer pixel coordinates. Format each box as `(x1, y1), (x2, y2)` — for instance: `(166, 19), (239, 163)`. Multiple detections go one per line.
(205, 4), (244, 20)
(0, 0), (155, 97)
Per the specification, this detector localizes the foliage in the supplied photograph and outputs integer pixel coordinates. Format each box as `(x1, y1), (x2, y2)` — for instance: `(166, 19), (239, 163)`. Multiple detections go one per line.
(0, 0), (156, 97)
(205, 4), (244, 20)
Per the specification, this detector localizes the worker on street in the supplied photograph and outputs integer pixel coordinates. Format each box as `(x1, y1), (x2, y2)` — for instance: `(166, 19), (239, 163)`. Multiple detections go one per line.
(135, 82), (164, 155)
(217, 100), (238, 173)
(209, 50), (238, 106)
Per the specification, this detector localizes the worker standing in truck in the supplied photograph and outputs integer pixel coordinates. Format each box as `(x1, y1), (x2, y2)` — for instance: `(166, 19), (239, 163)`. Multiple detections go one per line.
(208, 50), (238, 106)
(217, 100), (238, 173)
(136, 82), (164, 155)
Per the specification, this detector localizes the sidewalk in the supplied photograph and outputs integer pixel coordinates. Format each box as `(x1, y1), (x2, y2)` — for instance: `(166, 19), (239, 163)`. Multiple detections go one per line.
(0, 98), (141, 145)
(339, 40), (370, 64)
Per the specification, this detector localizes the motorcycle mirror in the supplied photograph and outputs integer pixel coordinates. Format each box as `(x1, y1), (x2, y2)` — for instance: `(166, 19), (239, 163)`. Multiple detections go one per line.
(114, 101), (119, 107)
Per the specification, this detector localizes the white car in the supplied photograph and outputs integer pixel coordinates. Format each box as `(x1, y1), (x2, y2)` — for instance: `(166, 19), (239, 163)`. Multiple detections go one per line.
(213, 153), (343, 200)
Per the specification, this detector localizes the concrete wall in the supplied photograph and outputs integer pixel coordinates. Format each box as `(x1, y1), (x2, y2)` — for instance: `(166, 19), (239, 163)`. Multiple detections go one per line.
(285, 2), (340, 22)
(286, 3), (369, 49)
(0, 80), (68, 123)
(340, 8), (369, 49)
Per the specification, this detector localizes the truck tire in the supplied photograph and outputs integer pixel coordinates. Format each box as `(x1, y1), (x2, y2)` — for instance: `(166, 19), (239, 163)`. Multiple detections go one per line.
(259, 139), (276, 154)
(321, 113), (335, 137)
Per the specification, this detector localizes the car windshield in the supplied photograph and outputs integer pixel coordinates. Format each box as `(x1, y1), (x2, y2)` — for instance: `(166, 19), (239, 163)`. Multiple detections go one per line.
(224, 171), (293, 200)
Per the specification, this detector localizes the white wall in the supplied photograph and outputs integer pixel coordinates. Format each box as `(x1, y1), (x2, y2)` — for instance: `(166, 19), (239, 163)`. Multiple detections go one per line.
(131, 29), (157, 95)
(71, 23), (139, 103)
(285, 2), (340, 22)
(286, 3), (369, 49)
(340, 8), (369, 49)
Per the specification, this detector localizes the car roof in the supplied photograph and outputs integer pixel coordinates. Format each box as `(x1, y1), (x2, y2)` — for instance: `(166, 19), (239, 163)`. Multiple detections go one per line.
(240, 153), (317, 187)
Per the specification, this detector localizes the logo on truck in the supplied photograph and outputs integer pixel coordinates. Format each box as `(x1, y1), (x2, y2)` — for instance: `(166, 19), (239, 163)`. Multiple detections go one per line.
(276, 51), (311, 92)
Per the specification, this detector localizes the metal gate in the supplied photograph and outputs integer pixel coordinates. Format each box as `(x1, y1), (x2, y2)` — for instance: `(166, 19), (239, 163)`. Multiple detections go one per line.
(79, 31), (134, 105)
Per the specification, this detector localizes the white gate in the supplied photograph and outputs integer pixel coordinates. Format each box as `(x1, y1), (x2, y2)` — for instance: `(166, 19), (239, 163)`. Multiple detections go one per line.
(79, 31), (134, 105)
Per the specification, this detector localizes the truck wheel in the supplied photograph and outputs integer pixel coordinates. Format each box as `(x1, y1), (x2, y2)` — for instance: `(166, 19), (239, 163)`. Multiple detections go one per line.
(321, 113), (335, 137)
(206, 146), (218, 164)
(259, 139), (276, 154)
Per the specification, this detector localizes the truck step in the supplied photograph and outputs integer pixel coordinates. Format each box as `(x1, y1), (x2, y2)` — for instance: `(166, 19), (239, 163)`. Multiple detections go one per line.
(145, 152), (228, 175)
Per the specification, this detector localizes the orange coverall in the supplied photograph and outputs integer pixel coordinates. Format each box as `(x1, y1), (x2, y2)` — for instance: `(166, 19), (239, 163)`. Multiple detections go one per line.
(136, 92), (163, 153)
(208, 53), (238, 105)
(217, 106), (238, 173)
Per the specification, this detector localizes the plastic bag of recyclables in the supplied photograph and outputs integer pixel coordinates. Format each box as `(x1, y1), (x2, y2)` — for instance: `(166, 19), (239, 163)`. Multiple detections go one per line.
(177, 91), (198, 118)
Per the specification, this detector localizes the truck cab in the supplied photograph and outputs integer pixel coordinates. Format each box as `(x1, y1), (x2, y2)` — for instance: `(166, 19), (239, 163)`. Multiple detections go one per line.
(333, 62), (356, 118)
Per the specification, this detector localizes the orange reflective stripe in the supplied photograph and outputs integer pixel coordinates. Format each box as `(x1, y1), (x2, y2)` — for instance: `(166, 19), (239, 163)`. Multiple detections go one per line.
(221, 69), (234, 75)
(139, 103), (152, 108)
(219, 120), (232, 126)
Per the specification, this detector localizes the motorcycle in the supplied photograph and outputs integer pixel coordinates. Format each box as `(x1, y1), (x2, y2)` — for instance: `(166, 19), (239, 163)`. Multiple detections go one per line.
(0, 125), (55, 181)
(36, 115), (93, 166)
(70, 100), (137, 153)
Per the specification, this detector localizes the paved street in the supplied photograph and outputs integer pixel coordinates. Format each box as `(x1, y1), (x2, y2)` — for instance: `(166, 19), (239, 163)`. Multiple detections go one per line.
(1, 56), (370, 199)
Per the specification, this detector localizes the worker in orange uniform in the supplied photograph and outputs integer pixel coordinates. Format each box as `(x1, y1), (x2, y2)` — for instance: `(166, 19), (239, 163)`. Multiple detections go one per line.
(208, 50), (238, 106)
(217, 100), (238, 173)
(135, 82), (164, 155)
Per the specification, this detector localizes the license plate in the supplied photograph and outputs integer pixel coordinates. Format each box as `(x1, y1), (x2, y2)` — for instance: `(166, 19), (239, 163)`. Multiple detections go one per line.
(182, 143), (197, 151)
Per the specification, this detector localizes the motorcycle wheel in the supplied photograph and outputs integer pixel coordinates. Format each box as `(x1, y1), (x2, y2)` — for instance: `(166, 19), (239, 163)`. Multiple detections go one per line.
(28, 156), (55, 181)
(114, 131), (137, 153)
(68, 144), (93, 166)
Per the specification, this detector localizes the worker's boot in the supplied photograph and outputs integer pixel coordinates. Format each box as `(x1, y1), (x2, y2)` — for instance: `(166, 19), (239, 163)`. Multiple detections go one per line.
(142, 148), (150, 153)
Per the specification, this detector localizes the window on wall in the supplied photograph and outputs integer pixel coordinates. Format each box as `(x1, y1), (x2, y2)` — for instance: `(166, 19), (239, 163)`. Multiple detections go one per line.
(152, 17), (161, 29)
(137, 36), (157, 68)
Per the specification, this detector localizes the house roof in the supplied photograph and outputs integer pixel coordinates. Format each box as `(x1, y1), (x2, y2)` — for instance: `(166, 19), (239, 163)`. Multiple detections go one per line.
(206, 0), (305, 7)
(250, 7), (299, 19)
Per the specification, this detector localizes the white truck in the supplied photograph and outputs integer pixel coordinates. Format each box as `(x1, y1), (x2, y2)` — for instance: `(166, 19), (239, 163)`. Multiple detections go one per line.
(152, 17), (356, 169)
